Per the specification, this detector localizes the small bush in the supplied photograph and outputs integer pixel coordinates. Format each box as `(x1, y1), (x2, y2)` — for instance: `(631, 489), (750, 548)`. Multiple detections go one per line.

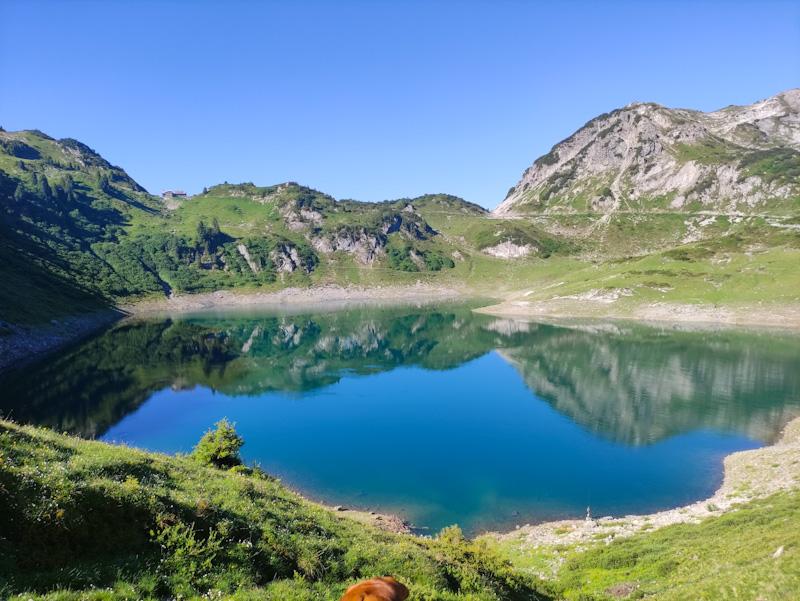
(152, 521), (223, 592)
(423, 250), (455, 271)
(387, 244), (419, 272)
(191, 419), (244, 469)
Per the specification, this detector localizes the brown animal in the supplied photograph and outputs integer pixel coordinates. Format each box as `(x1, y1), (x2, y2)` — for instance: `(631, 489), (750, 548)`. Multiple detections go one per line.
(339, 576), (409, 601)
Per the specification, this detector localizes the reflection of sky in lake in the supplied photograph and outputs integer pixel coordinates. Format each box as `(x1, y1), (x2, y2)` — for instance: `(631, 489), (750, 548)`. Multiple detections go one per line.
(3, 304), (799, 533)
(102, 351), (758, 534)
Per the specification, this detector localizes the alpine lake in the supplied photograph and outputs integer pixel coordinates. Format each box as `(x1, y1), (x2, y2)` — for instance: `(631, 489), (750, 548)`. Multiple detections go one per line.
(2, 302), (799, 535)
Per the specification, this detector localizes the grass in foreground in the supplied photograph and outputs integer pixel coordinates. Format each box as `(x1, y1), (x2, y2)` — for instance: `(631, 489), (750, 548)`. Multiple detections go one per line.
(489, 490), (800, 600)
(0, 420), (547, 601)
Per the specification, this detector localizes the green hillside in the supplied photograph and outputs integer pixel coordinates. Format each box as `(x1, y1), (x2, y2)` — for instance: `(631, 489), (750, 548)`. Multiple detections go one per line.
(0, 131), (505, 323)
(1, 125), (799, 329)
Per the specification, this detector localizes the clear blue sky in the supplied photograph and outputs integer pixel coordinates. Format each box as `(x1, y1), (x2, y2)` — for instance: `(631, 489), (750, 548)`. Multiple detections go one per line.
(1, 1), (798, 208)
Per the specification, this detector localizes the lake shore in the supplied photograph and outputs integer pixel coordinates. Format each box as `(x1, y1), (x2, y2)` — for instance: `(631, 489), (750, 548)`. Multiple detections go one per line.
(123, 283), (800, 330)
(0, 285), (463, 372)
(121, 283), (464, 316)
(5, 283), (800, 373)
(475, 297), (800, 330)
(245, 412), (800, 542)
(488, 414), (800, 576)
(327, 504), (412, 535)
(125, 284), (800, 330)
(339, 414), (800, 542)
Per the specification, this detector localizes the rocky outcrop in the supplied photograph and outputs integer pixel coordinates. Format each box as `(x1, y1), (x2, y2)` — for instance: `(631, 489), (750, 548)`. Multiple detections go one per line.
(236, 243), (261, 273)
(381, 207), (436, 240)
(270, 242), (313, 273)
(310, 208), (436, 265)
(482, 241), (534, 258)
(496, 89), (800, 215)
(311, 227), (387, 264)
(234, 240), (315, 275)
(282, 206), (324, 232)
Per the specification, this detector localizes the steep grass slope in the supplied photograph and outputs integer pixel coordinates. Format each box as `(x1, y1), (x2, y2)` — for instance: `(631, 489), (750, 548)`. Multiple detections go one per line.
(0, 420), (547, 601)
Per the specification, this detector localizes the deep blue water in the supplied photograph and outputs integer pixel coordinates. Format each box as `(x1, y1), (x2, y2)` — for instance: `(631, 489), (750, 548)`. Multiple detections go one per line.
(3, 304), (799, 533)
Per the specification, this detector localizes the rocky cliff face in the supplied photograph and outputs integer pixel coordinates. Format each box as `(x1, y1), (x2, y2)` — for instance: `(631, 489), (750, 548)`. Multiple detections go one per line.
(495, 89), (800, 215)
(310, 208), (435, 265)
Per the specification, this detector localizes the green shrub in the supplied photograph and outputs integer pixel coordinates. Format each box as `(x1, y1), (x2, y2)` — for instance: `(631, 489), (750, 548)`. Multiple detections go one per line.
(423, 250), (455, 271)
(386, 244), (419, 272)
(152, 521), (223, 592)
(191, 419), (244, 469)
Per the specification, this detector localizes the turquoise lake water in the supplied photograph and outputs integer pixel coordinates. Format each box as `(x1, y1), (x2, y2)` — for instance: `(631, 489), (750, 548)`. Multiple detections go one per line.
(3, 303), (799, 533)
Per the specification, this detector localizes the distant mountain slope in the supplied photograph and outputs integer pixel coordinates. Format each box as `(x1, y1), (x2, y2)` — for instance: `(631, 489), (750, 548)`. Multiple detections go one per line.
(495, 89), (800, 215)
(2, 103), (798, 335)
(0, 129), (161, 321)
(0, 131), (512, 323)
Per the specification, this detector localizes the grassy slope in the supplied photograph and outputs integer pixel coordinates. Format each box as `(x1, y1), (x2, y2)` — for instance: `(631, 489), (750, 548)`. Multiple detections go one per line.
(127, 186), (512, 292)
(0, 224), (110, 324)
(0, 420), (546, 601)
(489, 491), (800, 600)
(0, 130), (160, 323)
(485, 218), (800, 313)
(130, 198), (800, 314)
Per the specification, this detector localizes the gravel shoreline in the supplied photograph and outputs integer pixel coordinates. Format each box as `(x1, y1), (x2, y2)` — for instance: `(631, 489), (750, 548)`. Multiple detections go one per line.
(7, 285), (798, 373)
(122, 283), (465, 315)
(475, 298), (800, 329)
(490, 415), (800, 574)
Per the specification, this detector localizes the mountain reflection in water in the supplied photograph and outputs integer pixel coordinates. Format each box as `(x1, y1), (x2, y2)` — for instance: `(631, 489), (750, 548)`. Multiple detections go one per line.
(3, 305), (798, 444)
(2, 304), (799, 532)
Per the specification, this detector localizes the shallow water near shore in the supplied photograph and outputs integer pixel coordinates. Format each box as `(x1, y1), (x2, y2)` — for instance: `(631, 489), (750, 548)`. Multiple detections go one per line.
(2, 303), (800, 534)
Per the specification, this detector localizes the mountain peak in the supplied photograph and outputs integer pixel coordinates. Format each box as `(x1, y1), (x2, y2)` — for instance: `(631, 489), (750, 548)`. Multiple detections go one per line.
(495, 89), (800, 215)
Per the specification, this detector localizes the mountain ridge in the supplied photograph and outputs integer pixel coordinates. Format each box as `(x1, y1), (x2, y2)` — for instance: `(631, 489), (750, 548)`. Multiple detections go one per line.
(1, 90), (799, 341)
(495, 88), (800, 216)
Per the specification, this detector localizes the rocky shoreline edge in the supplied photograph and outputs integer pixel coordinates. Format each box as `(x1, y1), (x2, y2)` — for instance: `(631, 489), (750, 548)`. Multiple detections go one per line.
(486, 415), (800, 576)
(121, 283), (464, 316)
